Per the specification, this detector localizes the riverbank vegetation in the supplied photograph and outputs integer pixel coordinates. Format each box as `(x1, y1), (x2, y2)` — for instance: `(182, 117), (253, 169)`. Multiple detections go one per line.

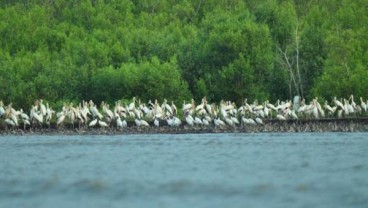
(0, 0), (367, 109)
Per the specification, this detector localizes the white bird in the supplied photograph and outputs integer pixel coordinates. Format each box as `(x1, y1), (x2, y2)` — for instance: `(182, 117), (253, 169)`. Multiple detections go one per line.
(231, 117), (240, 125)
(182, 99), (195, 113)
(140, 120), (150, 127)
(202, 118), (209, 126)
(194, 117), (203, 125)
(128, 97), (136, 111)
(31, 106), (43, 124)
(255, 117), (263, 125)
(214, 118), (225, 127)
(57, 114), (66, 127)
(0, 101), (5, 117)
(242, 117), (256, 125)
(324, 101), (336, 115)
(337, 109), (343, 118)
(134, 119), (141, 127)
(116, 116), (124, 129)
(264, 105), (270, 118)
(185, 115), (194, 126)
(22, 119), (31, 129)
(103, 104), (114, 120)
(276, 114), (286, 120)
(90, 103), (103, 120)
(360, 97), (367, 112)
(89, 119), (98, 127)
(122, 119), (128, 128)
(154, 118), (160, 127)
(40, 99), (47, 116)
(167, 117), (173, 126)
(171, 116), (181, 127)
(20, 109), (29, 120)
(224, 117), (234, 126)
(334, 97), (344, 109)
(98, 120), (108, 127)
(5, 118), (15, 127)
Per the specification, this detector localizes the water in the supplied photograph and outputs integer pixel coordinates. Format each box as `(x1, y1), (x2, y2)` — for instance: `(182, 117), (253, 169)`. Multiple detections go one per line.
(0, 133), (368, 208)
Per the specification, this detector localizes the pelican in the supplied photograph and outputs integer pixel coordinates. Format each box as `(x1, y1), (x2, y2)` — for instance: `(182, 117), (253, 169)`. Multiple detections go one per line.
(182, 99), (195, 114)
(162, 99), (173, 116)
(45, 103), (55, 127)
(154, 117), (160, 127)
(255, 117), (263, 125)
(324, 101), (336, 116)
(172, 116), (182, 127)
(30, 105), (43, 126)
(22, 119), (31, 130)
(39, 99), (47, 116)
(90, 101), (103, 119)
(0, 101), (5, 117)
(116, 115), (124, 129)
(102, 103), (114, 121)
(20, 109), (29, 121)
(185, 114), (194, 126)
(264, 104), (270, 118)
(202, 118), (210, 126)
(122, 119), (127, 128)
(98, 120), (108, 127)
(4, 118), (16, 129)
(276, 114), (286, 120)
(140, 119), (150, 127)
(57, 113), (66, 127)
(89, 118), (98, 127)
(333, 97), (344, 109)
(360, 97), (367, 112)
(242, 117), (256, 125)
(194, 116), (203, 125)
(214, 118), (225, 127)
(231, 116), (240, 125)
(171, 101), (177, 115)
(128, 97), (136, 111)
(224, 117), (234, 127)
(134, 119), (141, 127)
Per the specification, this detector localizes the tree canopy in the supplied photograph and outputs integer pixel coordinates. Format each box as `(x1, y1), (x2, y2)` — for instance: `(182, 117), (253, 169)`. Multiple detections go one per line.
(0, 0), (367, 109)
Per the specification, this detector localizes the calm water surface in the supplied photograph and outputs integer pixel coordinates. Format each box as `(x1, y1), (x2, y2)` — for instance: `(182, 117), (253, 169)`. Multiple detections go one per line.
(0, 133), (368, 208)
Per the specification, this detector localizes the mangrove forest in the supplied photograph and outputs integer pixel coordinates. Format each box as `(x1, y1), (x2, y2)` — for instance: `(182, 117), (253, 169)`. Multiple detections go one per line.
(0, 0), (367, 109)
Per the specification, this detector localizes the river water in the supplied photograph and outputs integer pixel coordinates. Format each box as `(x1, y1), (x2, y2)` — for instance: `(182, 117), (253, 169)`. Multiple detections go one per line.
(0, 133), (367, 208)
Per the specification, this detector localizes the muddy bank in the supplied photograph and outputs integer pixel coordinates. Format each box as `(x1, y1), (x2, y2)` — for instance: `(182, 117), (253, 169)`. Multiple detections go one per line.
(1, 118), (368, 136)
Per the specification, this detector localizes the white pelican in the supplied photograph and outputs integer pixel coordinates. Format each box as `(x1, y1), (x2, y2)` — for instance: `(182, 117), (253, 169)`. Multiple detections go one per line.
(194, 117), (203, 125)
(99, 120), (108, 127)
(255, 117), (263, 125)
(140, 119), (150, 127)
(242, 117), (256, 125)
(116, 115), (124, 129)
(185, 114), (194, 126)
(154, 118), (160, 127)
(5, 118), (16, 129)
(360, 97), (367, 112)
(276, 114), (286, 120)
(202, 118), (209, 126)
(89, 118), (98, 127)
(214, 118), (225, 127)
(0, 101), (5, 117)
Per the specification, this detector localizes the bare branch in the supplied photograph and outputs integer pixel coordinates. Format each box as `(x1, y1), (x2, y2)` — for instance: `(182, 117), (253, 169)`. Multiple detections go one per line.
(277, 47), (300, 97)
(295, 20), (303, 98)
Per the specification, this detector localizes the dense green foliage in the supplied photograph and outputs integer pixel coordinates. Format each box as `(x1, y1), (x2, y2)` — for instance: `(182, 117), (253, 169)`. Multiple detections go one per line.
(0, 0), (367, 109)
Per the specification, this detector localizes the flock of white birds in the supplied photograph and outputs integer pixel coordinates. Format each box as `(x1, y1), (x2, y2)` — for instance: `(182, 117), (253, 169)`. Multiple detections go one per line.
(0, 95), (367, 130)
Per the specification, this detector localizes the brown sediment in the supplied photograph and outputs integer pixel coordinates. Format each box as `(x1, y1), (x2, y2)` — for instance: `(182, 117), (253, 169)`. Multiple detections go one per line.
(1, 118), (368, 136)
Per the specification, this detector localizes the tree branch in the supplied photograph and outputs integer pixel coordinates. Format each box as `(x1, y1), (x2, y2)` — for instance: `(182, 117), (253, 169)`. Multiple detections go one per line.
(295, 20), (304, 98)
(277, 47), (300, 97)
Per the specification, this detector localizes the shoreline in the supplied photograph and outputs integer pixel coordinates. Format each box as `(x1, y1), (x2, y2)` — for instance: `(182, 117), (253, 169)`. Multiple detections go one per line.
(2, 118), (368, 136)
